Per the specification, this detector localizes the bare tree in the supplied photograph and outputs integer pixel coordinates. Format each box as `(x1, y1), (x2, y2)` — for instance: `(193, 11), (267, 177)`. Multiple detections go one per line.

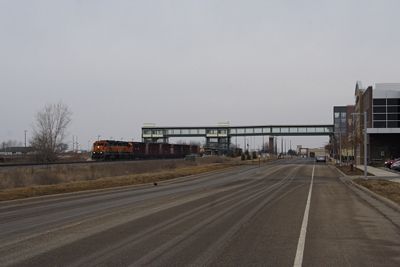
(31, 102), (72, 162)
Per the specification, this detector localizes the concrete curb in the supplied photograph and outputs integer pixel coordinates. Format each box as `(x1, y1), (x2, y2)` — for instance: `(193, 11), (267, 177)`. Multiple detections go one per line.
(335, 166), (400, 213)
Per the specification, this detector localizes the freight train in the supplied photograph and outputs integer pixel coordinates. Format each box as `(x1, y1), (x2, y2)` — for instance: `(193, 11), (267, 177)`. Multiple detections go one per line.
(91, 140), (199, 160)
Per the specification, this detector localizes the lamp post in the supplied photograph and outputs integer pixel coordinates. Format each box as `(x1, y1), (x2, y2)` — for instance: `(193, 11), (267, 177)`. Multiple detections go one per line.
(352, 112), (368, 179)
(339, 127), (342, 166)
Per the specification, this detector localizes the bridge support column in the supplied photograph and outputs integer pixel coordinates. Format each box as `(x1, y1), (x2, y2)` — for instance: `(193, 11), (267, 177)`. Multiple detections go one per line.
(205, 137), (231, 155)
(269, 137), (275, 155)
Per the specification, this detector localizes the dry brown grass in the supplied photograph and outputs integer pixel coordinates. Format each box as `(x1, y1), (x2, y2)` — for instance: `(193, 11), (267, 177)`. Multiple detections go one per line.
(0, 159), (202, 189)
(0, 163), (233, 201)
(354, 178), (400, 205)
(336, 165), (373, 176)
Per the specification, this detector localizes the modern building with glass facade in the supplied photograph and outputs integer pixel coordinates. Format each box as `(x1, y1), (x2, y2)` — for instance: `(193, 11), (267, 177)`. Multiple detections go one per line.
(333, 105), (354, 160)
(352, 82), (400, 164)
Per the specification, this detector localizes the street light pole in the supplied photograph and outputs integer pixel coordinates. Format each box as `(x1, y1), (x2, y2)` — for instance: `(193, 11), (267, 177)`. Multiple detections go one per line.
(363, 111), (368, 179)
(339, 127), (342, 166)
(351, 112), (368, 179)
(24, 130), (27, 148)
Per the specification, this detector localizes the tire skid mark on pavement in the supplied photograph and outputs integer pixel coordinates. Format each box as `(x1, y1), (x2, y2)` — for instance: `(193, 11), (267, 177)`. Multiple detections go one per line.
(191, 172), (305, 266)
(0, 165), (275, 245)
(70, 164), (294, 266)
(0, 163), (289, 266)
(128, 165), (303, 267)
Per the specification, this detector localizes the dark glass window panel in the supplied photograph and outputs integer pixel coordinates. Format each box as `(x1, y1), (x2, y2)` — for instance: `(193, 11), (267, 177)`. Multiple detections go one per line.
(387, 106), (400, 113)
(373, 114), (386, 120)
(387, 98), (400, 105)
(373, 121), (386, 128)
(387, 121), (400, 128)
(373, 98), (386, 105)
(373, 106), (386, 113)
(388, 114), (400, 120)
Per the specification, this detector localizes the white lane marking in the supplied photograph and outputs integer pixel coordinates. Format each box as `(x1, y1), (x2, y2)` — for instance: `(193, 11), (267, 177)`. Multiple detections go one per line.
(293, 163), (315, 267)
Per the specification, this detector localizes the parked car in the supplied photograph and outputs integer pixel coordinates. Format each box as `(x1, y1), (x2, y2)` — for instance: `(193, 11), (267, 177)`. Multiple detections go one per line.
(315, 155), (326, 163)
(391, 160), (400, 171)
(385, 158), (400, 168)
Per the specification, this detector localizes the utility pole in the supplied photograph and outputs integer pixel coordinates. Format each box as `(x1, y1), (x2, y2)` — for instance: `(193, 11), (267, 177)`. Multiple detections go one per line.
(339, 127), (342, 166)
(352, 112), (368, 179)
(24, 130), (27, 148)
(364, 111), (367, 179)
(262, 135), (264, 152)
(284, 139), (286, 155)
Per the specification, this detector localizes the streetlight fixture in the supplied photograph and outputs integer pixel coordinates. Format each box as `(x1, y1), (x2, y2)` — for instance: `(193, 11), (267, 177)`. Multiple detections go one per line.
(352, 111), (368, 179)
(24, 130), (27, 149)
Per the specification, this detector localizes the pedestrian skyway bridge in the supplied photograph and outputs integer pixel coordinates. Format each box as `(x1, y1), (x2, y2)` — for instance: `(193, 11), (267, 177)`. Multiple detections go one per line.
(142, 124), (334, 152)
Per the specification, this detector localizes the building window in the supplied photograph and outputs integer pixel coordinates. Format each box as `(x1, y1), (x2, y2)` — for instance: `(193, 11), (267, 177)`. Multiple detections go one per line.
(388, 121), (400, 127)
(387, 106), (400, 113)
(373, 106), (386, 113)
(373, 98), (386, 105)
(388, 114), (400, 120)
(373, 121), (386, 128)
(372, 94), (400, 129)
(374, 114), (386, 120)
(387, 98), (400, 105)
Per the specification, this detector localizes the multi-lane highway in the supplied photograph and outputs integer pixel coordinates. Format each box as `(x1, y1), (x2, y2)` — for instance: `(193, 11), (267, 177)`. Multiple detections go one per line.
(1, 159), (400, 266)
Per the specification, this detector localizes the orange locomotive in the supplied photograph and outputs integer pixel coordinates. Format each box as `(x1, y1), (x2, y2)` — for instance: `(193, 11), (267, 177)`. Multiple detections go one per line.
(91, 140), (199, 160)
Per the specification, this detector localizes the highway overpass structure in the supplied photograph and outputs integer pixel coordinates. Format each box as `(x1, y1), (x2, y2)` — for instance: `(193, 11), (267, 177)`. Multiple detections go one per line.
(142, 124), (334, 153)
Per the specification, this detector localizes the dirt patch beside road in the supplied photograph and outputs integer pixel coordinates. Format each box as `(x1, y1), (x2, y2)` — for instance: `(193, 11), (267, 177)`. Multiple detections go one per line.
(354, 178), (400, 205)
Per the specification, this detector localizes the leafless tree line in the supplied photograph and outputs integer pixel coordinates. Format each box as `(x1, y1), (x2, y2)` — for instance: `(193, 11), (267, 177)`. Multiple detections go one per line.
(30, 102), (72, 162)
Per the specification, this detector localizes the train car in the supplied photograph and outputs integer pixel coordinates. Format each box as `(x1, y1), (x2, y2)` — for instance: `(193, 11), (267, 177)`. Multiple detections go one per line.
(160, 143), (173, 158)
(132, 142), (146, 159)
(91, 140), (199, 161)
(190, 145), (200, 155)
(92, 140), (133, 160)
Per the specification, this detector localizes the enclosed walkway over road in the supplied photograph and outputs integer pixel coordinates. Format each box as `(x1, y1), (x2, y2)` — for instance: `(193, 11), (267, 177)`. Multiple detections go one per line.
(142, 124), (334, 140)
(142, 124), (334, 152)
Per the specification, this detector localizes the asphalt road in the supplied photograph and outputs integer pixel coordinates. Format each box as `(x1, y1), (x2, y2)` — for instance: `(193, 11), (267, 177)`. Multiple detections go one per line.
(1, 158), (400, 266)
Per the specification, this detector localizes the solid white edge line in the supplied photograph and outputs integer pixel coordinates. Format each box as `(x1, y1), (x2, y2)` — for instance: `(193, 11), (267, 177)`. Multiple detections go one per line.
(293, 163), (315, 267)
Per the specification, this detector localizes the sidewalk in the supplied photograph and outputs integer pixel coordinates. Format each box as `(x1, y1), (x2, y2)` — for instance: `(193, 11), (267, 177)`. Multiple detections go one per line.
(356, 165), (400, 182)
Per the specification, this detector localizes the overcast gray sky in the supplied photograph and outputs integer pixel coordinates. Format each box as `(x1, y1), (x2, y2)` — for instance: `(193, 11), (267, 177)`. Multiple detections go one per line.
(1, 0), (400, 150)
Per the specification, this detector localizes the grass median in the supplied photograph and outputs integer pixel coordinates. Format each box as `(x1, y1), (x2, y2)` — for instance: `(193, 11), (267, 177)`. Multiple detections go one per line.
(0, 163), (234, 202)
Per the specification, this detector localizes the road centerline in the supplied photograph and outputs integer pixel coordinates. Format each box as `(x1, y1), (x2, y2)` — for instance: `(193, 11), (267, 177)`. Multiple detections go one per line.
(293, 163), (315, 267)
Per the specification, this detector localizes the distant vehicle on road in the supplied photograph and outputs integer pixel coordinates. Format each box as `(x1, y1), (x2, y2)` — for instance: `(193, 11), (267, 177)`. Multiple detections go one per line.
(315, 155), (326, 163)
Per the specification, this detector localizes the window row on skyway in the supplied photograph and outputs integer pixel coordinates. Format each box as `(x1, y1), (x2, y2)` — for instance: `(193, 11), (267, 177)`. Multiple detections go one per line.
(142, 127), (333, 136)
